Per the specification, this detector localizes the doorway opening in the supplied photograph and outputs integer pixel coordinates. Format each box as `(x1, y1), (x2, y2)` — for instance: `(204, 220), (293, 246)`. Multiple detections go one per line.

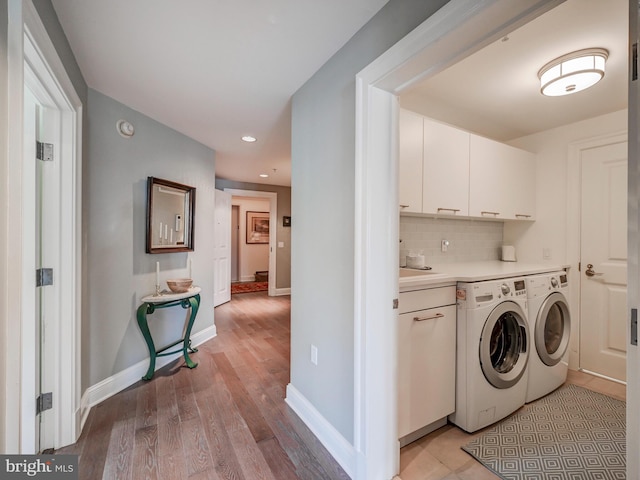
(352, 1), (616, 478)
(223, 189), (277, 297)
(5, 0), (83, 453)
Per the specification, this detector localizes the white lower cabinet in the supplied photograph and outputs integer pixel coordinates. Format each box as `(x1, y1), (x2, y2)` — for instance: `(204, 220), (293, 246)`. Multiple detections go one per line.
(398, 285), (456, 445)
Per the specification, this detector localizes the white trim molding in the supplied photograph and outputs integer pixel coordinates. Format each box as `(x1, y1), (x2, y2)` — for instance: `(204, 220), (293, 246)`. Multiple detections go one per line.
(223, 188), (278, 296)
(80, 325), (217, 424)
(4, 0), (83, 453)
(565, 131), (627, 372)
(285, 383), (356, 478)
(353, 1), (563, 478)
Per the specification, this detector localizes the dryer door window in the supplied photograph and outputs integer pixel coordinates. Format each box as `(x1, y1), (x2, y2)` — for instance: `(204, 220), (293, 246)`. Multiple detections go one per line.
(480, 301), (529, 389)
(536, 292), (571, 366)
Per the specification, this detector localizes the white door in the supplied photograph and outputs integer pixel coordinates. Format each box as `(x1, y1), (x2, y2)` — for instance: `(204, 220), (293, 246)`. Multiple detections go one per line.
(580, 140), (627, 382)
(214, 189), (232, 306)
(231, 205), (239, 282)
(25, 88), (58, 452)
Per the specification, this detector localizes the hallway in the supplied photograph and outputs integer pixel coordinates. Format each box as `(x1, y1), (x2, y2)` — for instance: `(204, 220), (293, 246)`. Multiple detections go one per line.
(57, 292), (348, 479)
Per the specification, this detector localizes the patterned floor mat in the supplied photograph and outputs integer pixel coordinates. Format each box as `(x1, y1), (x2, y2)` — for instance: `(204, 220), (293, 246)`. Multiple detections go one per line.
(462, 384), (625, 479)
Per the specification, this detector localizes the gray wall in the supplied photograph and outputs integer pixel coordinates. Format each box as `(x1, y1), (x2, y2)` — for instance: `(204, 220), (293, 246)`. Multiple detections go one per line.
(290, 0), (450, 443)
(31, 2), (218, 390)
(87, 89), (215, 387)
(0, 0), (8, 453)
(215, 179), (291, 289)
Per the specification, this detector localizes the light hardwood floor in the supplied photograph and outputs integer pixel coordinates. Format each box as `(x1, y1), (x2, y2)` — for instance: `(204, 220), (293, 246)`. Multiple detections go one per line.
(57, 291), (626, 480)
(57, 292), (349, 480)
(399, 370), (626, 480)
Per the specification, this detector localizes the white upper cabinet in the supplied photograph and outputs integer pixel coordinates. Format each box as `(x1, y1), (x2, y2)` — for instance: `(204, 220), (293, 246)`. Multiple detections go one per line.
(399, 109), (424, 213)
(399, 109), (535, 221)
(469, 134), (536, 220)
(422, 117), (469, 216)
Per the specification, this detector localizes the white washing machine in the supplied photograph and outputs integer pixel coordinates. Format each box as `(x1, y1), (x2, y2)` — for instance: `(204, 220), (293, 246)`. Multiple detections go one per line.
(525, 271), (571, 403)
(449, 277), (530, 433)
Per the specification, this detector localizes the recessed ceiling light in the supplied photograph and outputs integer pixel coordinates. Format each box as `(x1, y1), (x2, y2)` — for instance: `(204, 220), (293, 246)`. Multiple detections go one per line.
(259, 173), (269, 178)
(242, 135), (257, 143)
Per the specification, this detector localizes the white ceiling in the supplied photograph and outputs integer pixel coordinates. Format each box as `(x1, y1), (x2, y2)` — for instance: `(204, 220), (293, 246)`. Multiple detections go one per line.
(401, 0), (628, 142)
(51, 0), (628, 189)
(50, 0), (390, 187)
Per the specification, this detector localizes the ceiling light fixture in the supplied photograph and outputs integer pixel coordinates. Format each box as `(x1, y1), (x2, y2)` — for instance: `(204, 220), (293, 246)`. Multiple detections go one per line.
(259, 173), (269, 178)
(538, 48), (608, 97)
(242, 135), (257, 143)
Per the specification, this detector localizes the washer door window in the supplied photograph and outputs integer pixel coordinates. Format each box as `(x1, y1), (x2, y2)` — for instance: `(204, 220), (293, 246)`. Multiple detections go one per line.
(535, 292), (571, 366)
(480, 301), (529, 389)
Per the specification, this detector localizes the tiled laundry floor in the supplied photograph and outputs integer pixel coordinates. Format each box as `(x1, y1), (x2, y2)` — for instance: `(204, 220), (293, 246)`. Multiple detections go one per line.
(399, 370), (626, 480)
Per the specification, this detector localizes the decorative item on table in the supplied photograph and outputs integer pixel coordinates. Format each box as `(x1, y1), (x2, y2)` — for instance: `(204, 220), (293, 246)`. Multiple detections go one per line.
(166, 278), (193, 293)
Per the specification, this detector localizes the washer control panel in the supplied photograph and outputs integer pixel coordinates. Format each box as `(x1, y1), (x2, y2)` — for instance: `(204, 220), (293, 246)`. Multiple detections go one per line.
(459, 278), (528, 307)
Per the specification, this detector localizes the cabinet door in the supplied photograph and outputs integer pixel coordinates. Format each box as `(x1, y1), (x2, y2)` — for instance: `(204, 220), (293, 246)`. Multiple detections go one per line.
(422, 117), (469, 216)
(398, 304), (456, 438)
(399, 109), (423, 213)
(469, 134), (505, 219)
(469, 135), (536, 220)
(507, 148), (536, 220)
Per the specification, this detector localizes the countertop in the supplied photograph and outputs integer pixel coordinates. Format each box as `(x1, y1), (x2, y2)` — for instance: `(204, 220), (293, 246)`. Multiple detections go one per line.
(399, 261), (567, 290)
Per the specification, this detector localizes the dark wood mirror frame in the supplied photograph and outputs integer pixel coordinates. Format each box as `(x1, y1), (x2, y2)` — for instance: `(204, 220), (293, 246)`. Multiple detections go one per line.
(146, 176), (196, 254)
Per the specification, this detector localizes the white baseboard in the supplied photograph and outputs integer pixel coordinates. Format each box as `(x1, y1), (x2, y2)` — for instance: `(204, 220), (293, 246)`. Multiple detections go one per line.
(80, 324), (217, 413)
(285, 383), (355, 478)
(274, 287), (291, 296)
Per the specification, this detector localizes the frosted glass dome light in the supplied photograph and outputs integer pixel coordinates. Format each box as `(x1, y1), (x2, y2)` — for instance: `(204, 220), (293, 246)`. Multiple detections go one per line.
(538, 48), (608, 96)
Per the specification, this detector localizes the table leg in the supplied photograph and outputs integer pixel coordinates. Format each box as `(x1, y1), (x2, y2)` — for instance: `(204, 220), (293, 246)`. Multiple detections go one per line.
(136, 303), (157, 380)
(182, 294), (200, 369)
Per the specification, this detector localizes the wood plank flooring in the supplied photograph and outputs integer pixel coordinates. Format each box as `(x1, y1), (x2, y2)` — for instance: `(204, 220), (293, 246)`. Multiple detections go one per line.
(56, 292), (349, 480)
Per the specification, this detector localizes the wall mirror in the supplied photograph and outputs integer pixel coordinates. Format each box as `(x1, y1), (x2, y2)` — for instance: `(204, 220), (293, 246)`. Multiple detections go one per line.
(146, 176), (195, 253)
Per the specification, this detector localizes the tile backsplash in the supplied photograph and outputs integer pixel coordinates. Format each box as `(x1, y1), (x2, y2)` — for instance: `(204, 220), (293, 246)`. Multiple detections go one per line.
(400, 216), (503, 265)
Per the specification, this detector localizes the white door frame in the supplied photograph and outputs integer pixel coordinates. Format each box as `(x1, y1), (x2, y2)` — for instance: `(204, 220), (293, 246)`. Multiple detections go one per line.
(4, 0), (82, 452)
(224, 188), (277, 296)
(566, 132), (627, 376)
(353, 1), (567, 478)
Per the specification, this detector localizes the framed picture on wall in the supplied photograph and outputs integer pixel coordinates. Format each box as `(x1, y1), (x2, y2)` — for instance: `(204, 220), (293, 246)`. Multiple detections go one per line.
(246, 211), (269, 244)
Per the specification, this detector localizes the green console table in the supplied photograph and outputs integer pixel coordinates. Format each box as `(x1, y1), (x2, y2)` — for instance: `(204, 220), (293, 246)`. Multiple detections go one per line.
(137, 286), (201, 380)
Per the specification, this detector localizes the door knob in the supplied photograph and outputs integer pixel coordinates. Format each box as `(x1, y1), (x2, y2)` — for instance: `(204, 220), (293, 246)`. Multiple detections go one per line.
(585, 264), (603, 277)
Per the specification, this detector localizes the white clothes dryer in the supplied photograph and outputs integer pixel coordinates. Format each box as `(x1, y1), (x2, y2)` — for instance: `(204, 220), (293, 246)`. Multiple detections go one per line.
(524, 271), (571, 403)
(449, 278), (530, 433)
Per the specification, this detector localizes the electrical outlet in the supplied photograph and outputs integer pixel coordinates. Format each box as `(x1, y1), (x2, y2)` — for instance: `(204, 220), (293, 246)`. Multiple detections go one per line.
(441, 239), (449, 252)
(543, 248), (551, 259)
(311, 345), (318, 365)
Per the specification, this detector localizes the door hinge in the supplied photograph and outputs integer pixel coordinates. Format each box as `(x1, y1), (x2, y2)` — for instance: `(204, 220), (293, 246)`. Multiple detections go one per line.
(36, 392), (53, 415)
(36, 141), (54, 162)
(632, 309), (638, 346)
(393, 298), (399, 309)
(36, 268), (53, 287)
(578, 261), (581, 272)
